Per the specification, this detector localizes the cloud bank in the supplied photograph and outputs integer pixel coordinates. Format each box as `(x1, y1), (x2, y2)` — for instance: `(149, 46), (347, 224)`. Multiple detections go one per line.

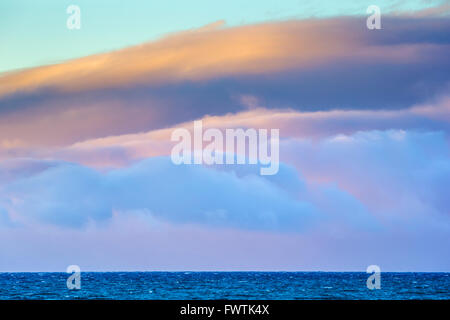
(0, 17), (449, 147)
(1, 14), (449, 271)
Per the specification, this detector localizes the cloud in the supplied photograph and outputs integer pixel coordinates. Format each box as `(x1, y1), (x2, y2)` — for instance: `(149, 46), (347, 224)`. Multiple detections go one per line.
(0, 18), (375, 96)
(282, 130), (450, 230)
(410, 94), (450, 122)
(49, 97), (450, 167)
(0, 17), (449, 147)
(1, 126), (448, 270)
(1, 16), (448, 98)
(0, 157), (318, 230)
(2, 95), (449, 172)
(0, 150), (384, 233)
(1, 128), (448, 234)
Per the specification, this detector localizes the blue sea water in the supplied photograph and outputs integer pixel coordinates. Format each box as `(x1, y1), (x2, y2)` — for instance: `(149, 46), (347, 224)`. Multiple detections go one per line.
(0, 272), (448, 300)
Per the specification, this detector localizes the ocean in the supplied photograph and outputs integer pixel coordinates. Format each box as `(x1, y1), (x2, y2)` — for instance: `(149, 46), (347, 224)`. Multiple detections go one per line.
(0, 272), (448, 300)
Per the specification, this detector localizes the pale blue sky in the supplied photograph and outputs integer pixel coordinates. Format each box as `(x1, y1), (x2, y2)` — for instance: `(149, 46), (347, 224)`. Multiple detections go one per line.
(0, 0), (446, 72)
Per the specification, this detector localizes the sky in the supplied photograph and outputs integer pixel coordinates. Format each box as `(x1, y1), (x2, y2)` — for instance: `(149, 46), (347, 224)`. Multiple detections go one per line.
(0, 1), (449, 272)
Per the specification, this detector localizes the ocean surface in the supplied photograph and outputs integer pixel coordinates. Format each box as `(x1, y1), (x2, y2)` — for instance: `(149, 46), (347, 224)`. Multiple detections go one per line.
(0, 272), (448, 300)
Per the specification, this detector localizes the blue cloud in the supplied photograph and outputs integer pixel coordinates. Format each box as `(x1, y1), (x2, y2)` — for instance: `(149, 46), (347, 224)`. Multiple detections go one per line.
(0, 156), (380, 232)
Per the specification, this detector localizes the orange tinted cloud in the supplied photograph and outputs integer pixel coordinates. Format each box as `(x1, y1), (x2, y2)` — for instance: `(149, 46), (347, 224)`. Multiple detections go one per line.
(0, 18), (421, 97)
